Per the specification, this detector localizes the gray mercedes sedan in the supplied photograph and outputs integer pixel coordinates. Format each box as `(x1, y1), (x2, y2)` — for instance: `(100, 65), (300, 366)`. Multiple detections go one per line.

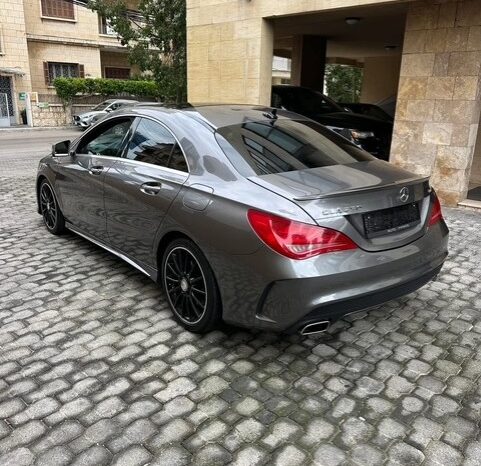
(36, 104), (448, 334)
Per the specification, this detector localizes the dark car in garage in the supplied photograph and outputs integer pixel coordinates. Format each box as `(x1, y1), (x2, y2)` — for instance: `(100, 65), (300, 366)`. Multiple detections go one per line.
(341, 102), (394, 123)
(272, 85), (393, 160)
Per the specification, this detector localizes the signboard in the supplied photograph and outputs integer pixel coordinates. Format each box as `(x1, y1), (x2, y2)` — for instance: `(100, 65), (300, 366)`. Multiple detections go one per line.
(19, 92), (26, 101)
(37, 102), (50, 109)
(30, 92), (39, 104)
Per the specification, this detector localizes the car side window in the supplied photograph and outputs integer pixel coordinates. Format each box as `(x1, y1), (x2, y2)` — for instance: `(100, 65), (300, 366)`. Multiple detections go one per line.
(125, 118), (188, 172)
(77, 118), (132, 157)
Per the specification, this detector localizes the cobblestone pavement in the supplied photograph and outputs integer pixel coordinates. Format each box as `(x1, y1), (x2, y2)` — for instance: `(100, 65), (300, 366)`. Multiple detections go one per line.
(1, 133), (481, 465)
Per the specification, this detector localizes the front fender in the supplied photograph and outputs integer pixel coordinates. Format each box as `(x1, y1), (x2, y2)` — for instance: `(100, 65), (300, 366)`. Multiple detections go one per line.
(36, 159), (57, 214)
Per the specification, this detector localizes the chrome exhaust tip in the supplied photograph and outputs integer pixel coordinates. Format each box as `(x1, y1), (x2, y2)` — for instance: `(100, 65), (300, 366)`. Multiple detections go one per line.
(300, 321), (330, 336)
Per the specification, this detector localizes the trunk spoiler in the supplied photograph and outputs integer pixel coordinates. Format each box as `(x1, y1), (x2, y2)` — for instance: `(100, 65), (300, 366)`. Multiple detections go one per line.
(292, 176), (430, 201)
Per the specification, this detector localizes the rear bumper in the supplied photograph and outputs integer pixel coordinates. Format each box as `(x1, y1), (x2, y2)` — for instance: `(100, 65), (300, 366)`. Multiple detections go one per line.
(218, 220), (448, 332)
(283, 263), (443, 334)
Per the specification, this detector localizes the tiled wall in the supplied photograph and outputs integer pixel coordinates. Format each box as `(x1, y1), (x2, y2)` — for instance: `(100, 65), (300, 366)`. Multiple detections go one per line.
(391, 0), (481, 205)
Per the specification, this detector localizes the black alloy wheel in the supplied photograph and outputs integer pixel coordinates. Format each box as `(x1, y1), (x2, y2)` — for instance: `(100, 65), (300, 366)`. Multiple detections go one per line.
(39, 180), (65, 235)
(162, 238), (221, 333)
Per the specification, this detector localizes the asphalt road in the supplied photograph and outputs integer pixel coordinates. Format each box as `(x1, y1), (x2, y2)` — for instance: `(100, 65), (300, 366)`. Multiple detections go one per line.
(0, 128), (481, 465)
(0, 128), (80, 177)
(0, 128), (80, 156)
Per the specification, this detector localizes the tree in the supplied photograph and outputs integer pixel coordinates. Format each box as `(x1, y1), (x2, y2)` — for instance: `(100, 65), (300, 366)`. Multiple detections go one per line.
(88, 0), (186, 103)
(325, 64), (363, 103)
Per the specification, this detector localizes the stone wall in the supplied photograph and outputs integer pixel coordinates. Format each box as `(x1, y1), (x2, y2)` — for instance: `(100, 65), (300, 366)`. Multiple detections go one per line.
(390, 0), (481, 205)
(32, 104), (69, 127)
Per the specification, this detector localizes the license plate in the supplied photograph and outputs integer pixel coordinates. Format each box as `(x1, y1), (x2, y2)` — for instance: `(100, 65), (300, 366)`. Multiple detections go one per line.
(363, 203), (420, 238)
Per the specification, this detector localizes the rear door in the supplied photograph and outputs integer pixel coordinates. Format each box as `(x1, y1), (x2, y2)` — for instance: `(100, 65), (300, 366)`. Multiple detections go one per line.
(55, 117), (133, 241)
(104, 117), (189, 266)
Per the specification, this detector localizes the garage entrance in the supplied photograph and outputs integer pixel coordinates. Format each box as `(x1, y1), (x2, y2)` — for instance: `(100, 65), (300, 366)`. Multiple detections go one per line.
(270, 3), (408, 159)
(272, 4), (407, 104)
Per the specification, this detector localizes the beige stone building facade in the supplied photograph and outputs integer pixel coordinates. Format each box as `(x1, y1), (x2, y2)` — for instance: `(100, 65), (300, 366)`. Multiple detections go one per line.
(186, 0), (481, 207)
(0, 0), (134, 125)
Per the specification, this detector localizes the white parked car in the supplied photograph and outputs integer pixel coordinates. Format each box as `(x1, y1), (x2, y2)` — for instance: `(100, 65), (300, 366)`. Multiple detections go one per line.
(73, 99), (138, 129)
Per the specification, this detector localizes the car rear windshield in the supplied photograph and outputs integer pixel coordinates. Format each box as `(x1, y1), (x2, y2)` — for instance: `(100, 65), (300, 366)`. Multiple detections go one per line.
(216, 118), (374, 176)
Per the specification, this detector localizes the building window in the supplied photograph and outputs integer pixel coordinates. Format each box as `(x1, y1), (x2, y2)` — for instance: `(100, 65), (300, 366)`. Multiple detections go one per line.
(43, 62), (84, 85)
(104, 67), (131, 80)
(99, 16), (116, 35)
(41, 0), (75, 20)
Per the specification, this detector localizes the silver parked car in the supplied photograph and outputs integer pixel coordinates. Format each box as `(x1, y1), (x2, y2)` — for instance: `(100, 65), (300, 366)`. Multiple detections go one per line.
(37, 104), (448, 334)
(73, 99), (138, 129)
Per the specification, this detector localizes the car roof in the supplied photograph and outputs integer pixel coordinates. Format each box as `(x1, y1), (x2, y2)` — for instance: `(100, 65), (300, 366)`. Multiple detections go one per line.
(113, 99), (138, 103)
(112, 103), (308, 130)
(272, 84), (317, 92)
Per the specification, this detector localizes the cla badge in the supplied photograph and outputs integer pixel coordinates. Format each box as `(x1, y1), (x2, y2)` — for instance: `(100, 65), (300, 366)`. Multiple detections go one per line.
(399, 186), (409, 203)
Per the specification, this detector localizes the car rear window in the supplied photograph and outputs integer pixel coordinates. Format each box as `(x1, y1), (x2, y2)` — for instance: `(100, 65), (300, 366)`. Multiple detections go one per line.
(215, 119), (374, 176)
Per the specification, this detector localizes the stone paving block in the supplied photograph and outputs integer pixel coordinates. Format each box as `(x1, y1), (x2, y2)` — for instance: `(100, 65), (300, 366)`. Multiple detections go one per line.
(32, 421), (84, 454)
(147, 418), (194, 451)
(150, 446), (191, 466)
(231, 446), (267, 466)
(70, 445), (111, 466)
(313, 444), (346, 466)
(35, 445), (73, 466)
(0, 447), (34, 466)
(111, 445), (152, 466)
(107, 419), (157, 453)
(44, 398), (93, 426)
(0, 420), (46, 453)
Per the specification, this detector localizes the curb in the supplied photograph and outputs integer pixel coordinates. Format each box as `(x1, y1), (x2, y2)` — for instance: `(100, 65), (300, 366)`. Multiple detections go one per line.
(0, 126), (77, 133)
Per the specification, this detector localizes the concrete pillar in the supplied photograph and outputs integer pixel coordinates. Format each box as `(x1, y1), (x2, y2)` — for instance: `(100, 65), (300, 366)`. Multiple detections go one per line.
(390, 0), (481, 206)
(361, 55), (402, 104)
(291, 35), (326, 91)
(186, 16), (273, 105)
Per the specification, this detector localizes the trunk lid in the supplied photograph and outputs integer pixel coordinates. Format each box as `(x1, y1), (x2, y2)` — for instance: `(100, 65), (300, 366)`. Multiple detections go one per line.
(248, 160), (431, 252)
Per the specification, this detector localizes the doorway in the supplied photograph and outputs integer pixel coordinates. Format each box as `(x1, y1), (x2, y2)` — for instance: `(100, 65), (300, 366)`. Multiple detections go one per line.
(0, 76), (15, 126)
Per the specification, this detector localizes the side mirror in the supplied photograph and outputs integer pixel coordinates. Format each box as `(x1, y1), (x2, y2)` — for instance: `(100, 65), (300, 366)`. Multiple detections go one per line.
(52, 140), (71, 157)
(105, 107), (113, 113)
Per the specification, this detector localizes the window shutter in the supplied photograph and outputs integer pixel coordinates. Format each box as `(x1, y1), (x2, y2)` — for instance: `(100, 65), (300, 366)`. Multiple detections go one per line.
(43, 62), (51, 85)
(78, 64), (85, 78)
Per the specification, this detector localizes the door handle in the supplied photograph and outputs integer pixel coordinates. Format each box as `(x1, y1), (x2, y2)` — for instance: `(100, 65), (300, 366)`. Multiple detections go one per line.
(140, 182), (162, 195)
(89, 165), (104, 175)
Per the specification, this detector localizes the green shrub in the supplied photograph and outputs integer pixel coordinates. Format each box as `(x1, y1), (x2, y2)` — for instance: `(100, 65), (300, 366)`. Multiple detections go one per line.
(53, 78), (161, 105)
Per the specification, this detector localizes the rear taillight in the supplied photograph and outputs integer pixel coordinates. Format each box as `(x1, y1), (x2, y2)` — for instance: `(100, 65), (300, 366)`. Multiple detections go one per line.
(247, 209), (358, 260)
(428, 192), (443, 227)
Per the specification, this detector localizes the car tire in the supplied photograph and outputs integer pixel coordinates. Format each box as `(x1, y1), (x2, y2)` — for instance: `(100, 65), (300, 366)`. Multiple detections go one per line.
(39, 180), (66, 235)
(162, 238), (221, 333)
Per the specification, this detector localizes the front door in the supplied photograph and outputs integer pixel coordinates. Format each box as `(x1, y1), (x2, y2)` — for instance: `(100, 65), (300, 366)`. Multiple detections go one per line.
(56, 117), (133, 241)
(104, 117), (189, 267)
(0, 76), (14, 126)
